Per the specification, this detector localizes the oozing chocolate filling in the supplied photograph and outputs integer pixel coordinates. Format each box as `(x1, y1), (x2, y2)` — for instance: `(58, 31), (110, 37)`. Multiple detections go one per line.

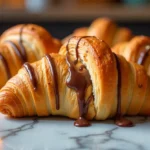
(137, 45), (150, 65)
(66, 37), (93, 127)
(114, 53), (133, 127)
(0, 53), (11, 79)
(23, 62), (37, 90)
(45, 54), (59, 110)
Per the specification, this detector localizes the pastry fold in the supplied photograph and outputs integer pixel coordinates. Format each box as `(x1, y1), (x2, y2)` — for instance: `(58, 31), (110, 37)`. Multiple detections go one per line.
(0, 24), (61, 88)
(0, 36), (149, 121)
(112, 36), (150, 76)
(63, 18), (133, 46)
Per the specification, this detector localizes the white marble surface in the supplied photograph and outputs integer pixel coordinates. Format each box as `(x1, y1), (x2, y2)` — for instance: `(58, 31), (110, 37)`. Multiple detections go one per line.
(0, 114), (149, 150)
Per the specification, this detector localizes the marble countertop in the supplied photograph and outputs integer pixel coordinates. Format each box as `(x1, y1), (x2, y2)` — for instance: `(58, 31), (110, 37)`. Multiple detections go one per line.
(0, 114), (149, 150)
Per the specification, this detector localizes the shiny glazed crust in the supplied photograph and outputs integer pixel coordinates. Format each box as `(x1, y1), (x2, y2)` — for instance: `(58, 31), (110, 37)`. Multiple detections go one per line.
(0, 24), (61, 88)
(112, 36), (150, 76)
(0, 36), (149, 120)
(0, 24), (61, 54)
(62, 18), (133, 46)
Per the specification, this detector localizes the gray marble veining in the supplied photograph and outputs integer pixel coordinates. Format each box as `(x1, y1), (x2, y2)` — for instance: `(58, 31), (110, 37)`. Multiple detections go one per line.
(0, 114), (149, 150)
(0, 118), (38, 140)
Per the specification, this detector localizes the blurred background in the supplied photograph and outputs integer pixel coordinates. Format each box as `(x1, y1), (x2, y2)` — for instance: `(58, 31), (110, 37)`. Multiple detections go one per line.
(0, 0), (150, 39)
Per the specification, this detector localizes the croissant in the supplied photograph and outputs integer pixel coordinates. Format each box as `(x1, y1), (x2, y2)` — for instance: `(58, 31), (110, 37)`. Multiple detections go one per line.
(0, 24), (61, 88)
(112, 36), (150, 76)
(63, 18), (133, 46)
(0, 36), (149, 128)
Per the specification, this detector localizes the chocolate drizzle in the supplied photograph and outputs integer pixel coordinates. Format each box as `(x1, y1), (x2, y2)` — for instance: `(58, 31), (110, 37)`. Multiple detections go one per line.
(0, 53), (11, 79)
(23, 62), (37, 90)
(137, 45), (150, 65)
(0, 25), (27, 81)
(5, 41), (25, 63)
(18, 24), (27, 62)
(45, 54), (59, 110)
(66, 37), (93, 127)
(74, 36), (90, 63)
(114, 53), (133, 127)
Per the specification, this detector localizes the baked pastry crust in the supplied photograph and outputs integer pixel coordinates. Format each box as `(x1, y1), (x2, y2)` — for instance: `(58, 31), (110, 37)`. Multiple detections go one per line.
(0, 24), (61, 88)
(112, 36), (150, 76)
(63, 18), (133, 46)
(0, 36), (149, 123)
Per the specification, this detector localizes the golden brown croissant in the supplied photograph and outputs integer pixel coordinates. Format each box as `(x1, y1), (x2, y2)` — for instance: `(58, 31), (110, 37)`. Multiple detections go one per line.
(62, 18), (133, 46)
(0, 24), (61, 88)
(0, 36), (149, 128)
(112, 36), (150, 76)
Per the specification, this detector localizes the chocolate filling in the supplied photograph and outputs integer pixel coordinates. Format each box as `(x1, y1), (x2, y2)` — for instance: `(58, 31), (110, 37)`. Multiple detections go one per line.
(5, 41), (25, 63)
(45, 54), (59, 110)
(18, 24), (27, 62)
(74, 36), (91, 63)
(66, 37), (93, 127)
(0, 53), (11, 79)
(23, 62), (37, 90)
(114, 53), (133, 127)
(0, 25), (27, 81)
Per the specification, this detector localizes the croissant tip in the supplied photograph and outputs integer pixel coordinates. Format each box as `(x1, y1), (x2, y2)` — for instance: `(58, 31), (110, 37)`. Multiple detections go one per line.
(0, 108), (12, 116)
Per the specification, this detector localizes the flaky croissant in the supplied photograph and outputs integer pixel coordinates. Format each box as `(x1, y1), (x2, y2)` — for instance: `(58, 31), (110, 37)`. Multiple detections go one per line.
(0, 36), (149, 127)
(112, 36), (150, 76)
(0, 24), (61, 88)
(63, 18), (133, 46)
